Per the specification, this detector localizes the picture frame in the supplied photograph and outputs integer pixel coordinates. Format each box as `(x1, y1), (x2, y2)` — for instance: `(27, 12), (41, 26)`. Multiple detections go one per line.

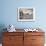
(17, 7), (35, 21)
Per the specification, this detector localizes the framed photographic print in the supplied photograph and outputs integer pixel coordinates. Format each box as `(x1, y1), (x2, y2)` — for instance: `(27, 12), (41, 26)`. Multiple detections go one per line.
(18, 7), (35, 21)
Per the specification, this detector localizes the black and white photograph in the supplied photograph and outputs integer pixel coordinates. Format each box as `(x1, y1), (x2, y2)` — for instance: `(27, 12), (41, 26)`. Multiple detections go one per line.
(18, 7), (35, 21)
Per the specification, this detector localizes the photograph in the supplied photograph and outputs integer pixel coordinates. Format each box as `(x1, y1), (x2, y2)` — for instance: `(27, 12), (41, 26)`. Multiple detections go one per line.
(18, 7), (35, 21)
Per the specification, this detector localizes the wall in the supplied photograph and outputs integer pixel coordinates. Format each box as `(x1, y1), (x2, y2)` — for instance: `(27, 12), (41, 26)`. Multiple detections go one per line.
(0, 0), (46, 29)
